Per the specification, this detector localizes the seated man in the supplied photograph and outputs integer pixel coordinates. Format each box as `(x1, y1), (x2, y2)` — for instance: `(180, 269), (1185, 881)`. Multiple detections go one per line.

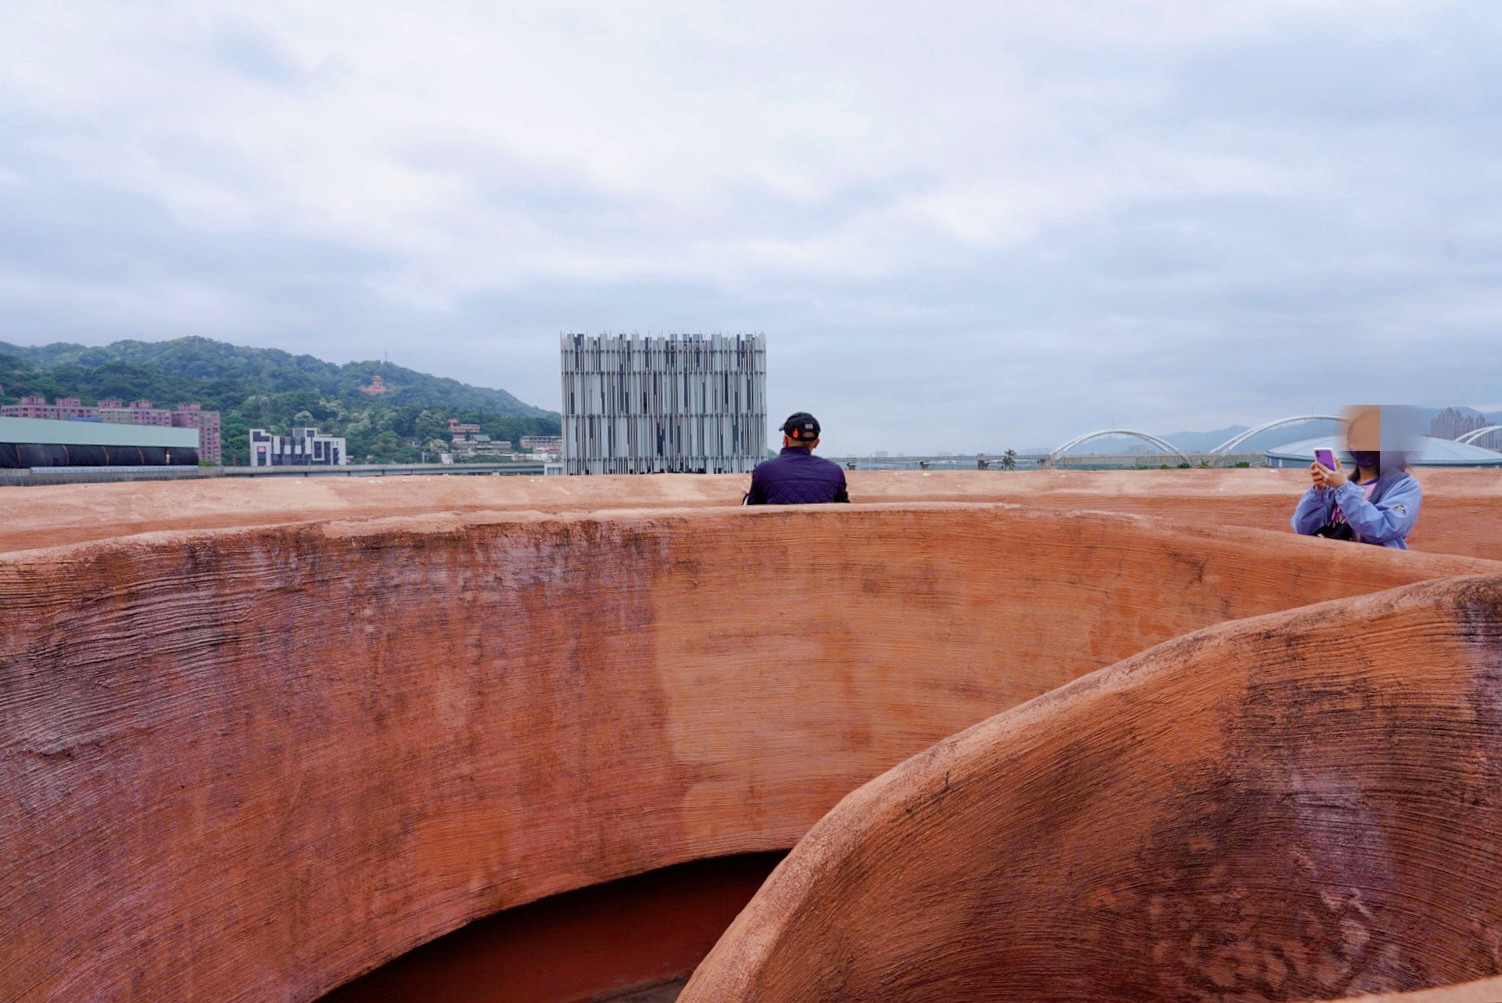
(745, 412), (850, 505)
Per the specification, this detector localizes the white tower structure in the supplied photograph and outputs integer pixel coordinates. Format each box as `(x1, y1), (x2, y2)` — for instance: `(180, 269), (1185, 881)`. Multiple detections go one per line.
(561, 333), (767, 475)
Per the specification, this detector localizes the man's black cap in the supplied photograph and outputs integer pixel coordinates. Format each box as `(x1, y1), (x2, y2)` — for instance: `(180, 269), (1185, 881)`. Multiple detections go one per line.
(780, 412), (821, 441)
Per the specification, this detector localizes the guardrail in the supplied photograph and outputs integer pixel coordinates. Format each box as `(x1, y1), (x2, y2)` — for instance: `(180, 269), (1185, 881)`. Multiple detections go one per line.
(0, 463), (548, 486)
(828, 452), (1267, 470)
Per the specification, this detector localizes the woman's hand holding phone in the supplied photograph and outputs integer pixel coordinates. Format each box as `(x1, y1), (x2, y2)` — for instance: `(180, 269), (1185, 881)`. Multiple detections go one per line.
(1310, 448), (1348, 490)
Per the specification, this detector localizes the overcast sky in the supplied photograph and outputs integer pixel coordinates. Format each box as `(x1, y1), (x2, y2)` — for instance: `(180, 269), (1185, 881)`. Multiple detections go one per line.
(2, 1), (1498, 452)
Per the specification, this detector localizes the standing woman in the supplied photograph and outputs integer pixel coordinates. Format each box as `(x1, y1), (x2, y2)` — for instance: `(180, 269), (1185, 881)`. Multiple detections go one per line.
(1291, 406), (1422, 549)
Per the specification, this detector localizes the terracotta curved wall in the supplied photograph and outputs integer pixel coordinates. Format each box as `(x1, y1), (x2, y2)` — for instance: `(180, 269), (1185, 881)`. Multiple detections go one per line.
(2, 483), (1500, 1000)
(6, 468), (1498, 561)
(682, 574), (1502, 1002)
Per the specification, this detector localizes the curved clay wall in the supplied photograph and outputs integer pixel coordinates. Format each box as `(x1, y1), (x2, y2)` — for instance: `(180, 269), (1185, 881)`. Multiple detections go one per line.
(4, 467), (1499, 560)
(682, 574), (1502, 1002)
(2, 475), (1501, 1000)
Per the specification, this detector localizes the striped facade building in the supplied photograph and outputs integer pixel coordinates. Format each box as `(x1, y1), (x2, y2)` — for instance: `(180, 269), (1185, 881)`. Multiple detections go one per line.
(561, 333), (767, 475)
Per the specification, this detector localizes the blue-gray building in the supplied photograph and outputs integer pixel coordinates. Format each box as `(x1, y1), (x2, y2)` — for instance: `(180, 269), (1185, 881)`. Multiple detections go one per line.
(1266, 435), (1502, 468)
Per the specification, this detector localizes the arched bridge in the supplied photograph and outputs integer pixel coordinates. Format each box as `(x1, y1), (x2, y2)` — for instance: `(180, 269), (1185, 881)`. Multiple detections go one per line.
(1046, 430), (1193, 467)
(1046, 415), (1346, 467)
(1458, 426), (1502, 446)
(1211, 415), (1344, 454)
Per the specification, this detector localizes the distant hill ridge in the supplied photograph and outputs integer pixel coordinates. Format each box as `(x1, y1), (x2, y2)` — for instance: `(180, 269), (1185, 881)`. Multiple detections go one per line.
(0, 335), (553, 416)
(0, 336), (559, 464)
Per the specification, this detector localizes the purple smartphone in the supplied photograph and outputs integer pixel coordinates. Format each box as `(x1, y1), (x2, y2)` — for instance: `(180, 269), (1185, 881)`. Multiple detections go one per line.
(1314, 448), (1335, 469)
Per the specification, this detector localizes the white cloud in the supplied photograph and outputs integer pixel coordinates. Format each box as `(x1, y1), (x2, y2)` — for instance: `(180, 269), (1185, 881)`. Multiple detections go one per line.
(0, 0), (1498, 450)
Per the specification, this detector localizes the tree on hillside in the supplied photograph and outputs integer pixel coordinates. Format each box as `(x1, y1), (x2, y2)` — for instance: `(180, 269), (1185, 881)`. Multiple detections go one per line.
(415, 410), (451, 444)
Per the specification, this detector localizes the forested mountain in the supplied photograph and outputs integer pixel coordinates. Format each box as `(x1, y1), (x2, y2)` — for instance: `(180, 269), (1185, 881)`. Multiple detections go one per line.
(0, 336), (560, 465)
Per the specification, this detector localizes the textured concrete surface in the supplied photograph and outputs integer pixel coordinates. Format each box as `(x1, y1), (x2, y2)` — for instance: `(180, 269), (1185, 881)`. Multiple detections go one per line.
(3, 471), (1501, 1001)
(682, 574), (1502, 1002)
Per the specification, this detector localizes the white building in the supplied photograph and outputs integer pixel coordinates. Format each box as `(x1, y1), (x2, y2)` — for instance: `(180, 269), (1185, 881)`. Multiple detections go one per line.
(560, 332), (767, 475)
(248, 427), (347, 467)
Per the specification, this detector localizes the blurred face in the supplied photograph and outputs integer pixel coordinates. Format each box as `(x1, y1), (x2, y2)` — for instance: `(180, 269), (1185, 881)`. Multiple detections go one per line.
(1344, 405), (1380, 452)
(1342, 403), (1421, 466)
(1343, 406), (1382, 470)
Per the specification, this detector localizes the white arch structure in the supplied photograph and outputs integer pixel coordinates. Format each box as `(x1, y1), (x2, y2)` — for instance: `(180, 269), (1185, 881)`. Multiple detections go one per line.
(1212, 415), (1344, 454)
(1047, 430), (1193, 467)
(1458, 426), (1502, 445)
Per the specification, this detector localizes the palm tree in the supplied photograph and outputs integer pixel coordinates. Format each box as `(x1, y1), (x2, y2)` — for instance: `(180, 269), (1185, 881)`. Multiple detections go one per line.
(1001, 449), (1017, 471)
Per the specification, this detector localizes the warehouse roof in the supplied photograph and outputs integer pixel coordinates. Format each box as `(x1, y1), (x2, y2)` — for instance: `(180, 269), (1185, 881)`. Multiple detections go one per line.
(0, 416), (199, 449)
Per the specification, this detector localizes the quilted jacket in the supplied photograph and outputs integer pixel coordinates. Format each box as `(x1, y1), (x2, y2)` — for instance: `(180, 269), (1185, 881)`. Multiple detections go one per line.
(745, 447), (850, 505)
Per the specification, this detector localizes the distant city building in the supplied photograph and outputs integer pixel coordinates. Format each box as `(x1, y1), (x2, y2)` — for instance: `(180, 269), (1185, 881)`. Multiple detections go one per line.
(448, 418), (482, 441)
(1431, 407), (1485, 440)
(447, 419), (509, 455)
(248, 427), (346, 467)
(520, 435), (563, 455)
(483, 437), (511, 454)
(361, 375), (388, 395)
(170, 403), (222, 464)
(99, 400), (172, 427)
(457, 434), (510, 456)
(560, 332), (767, 475)
(5, 396), (94, 420)
(2, 396), (221, 463)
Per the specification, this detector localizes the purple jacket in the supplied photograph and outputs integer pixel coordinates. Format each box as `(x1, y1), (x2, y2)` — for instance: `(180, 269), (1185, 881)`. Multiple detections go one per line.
(1291, 469), (1422, 549)
(745, 447), (850, 504)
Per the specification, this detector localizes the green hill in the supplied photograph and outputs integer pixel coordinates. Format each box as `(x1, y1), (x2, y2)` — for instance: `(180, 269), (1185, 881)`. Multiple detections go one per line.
(0, 336), (560, 464)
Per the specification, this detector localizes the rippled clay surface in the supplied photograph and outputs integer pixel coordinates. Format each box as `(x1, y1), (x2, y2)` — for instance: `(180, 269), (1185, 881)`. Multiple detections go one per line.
(683, 574), (1502, 1002)
(3, 471), (1501, 1001)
